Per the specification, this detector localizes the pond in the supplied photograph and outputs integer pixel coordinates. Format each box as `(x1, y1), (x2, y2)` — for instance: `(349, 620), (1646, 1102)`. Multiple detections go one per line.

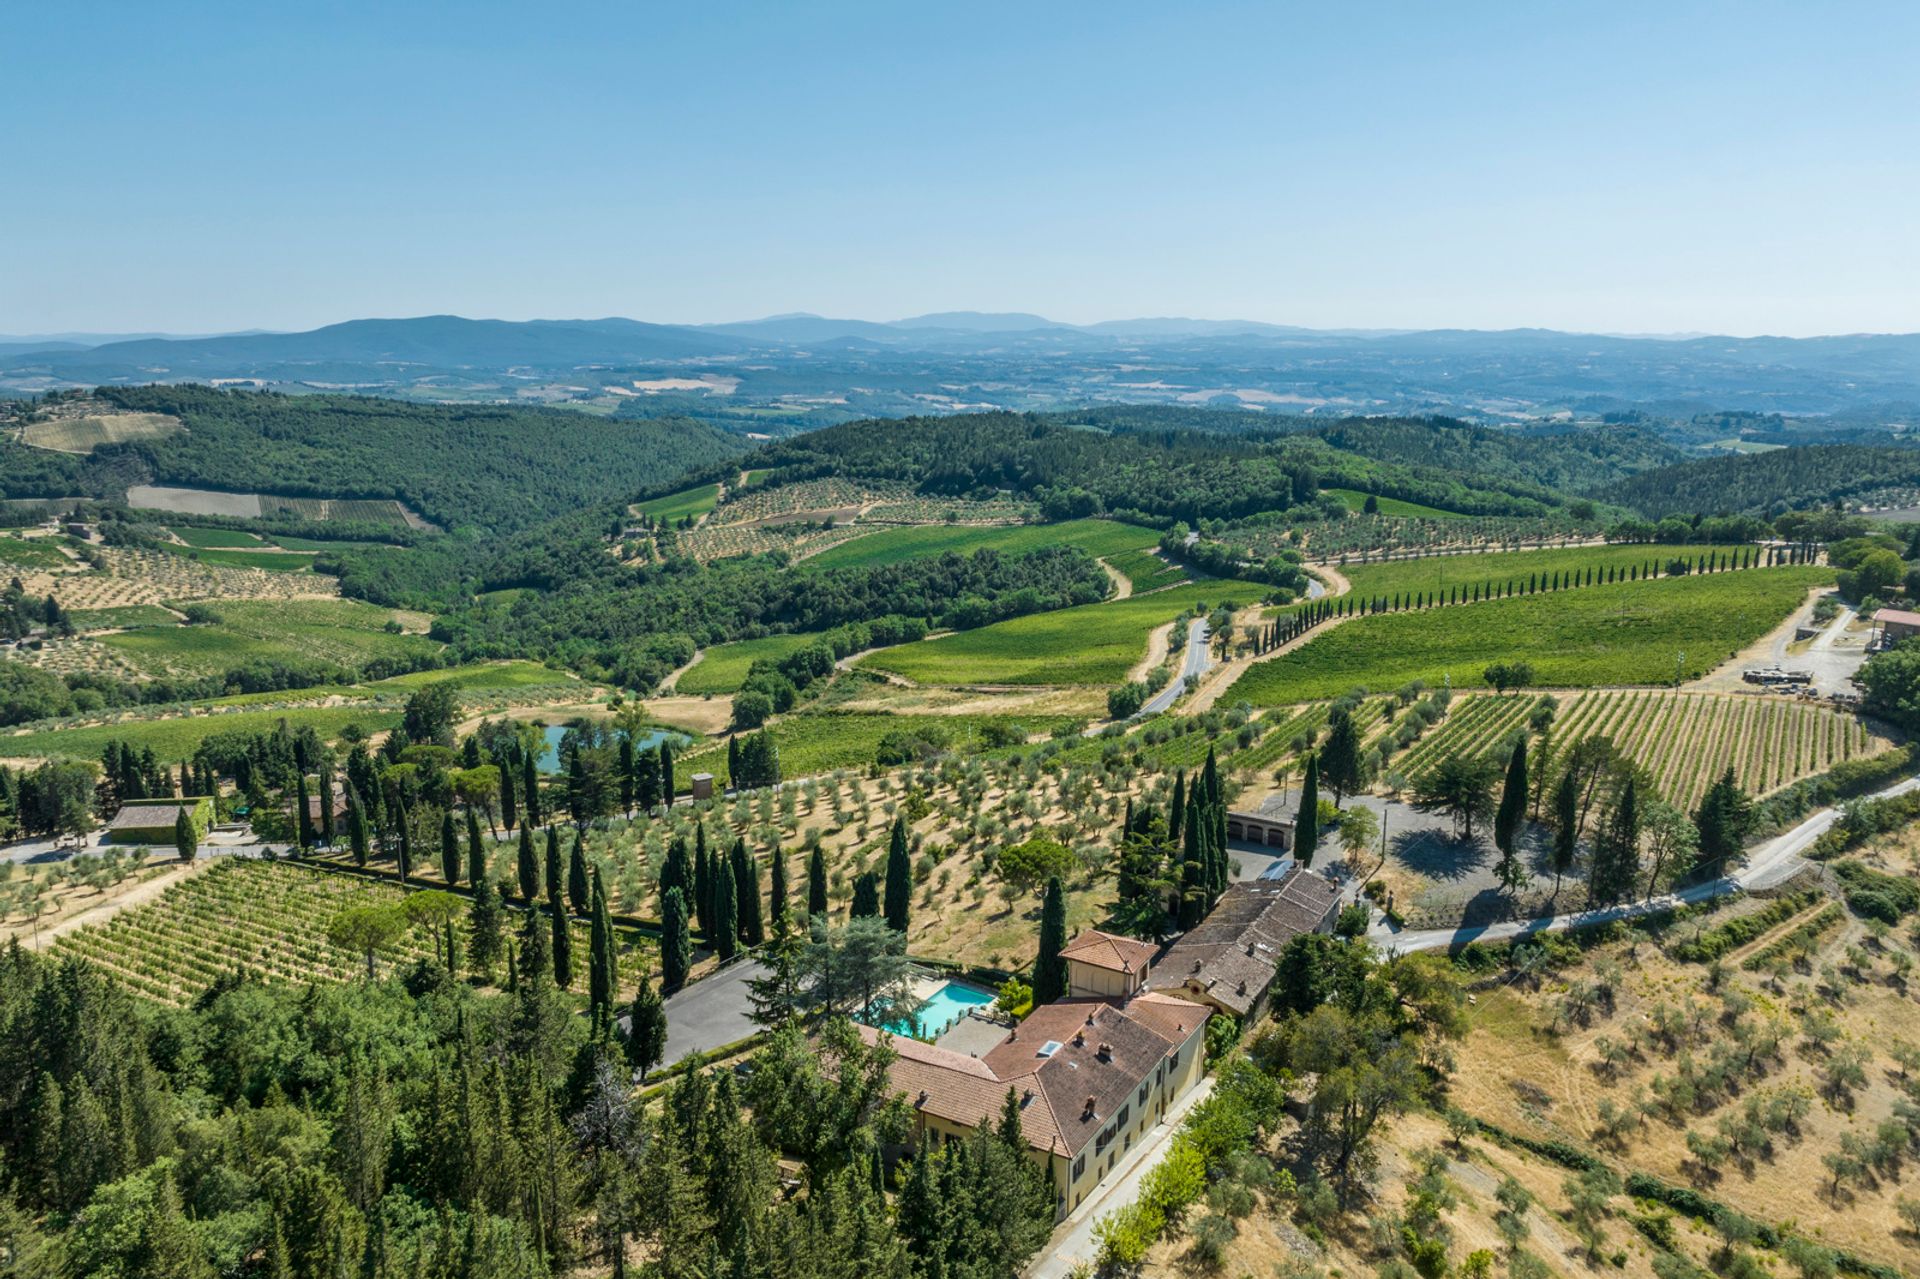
(535, 724), (689, 774)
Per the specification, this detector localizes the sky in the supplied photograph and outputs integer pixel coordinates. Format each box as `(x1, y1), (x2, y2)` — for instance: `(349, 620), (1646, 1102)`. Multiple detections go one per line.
(4, 1), (1917, 337)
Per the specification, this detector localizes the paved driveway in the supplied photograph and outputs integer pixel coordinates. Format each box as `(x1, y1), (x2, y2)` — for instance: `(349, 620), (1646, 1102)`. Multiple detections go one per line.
(621, 957), (766, 1066)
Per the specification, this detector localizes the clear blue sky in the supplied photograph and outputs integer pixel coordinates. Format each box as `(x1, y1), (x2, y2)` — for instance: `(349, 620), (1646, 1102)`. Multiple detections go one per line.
(4, 1), (1916, 336)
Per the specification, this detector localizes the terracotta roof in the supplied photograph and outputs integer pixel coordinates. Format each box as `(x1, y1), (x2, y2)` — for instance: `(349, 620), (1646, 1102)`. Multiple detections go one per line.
(1145, 867), (1341, 1016)
(1059, 929), (1157, 975)
(107, 800), (201, 828)
(860, 991), (1207, 1159)
(1875, 608), (1920, 628)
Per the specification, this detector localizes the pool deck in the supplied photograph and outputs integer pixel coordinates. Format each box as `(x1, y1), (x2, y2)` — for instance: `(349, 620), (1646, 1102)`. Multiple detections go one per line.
(934, 1010), (1012, 1057)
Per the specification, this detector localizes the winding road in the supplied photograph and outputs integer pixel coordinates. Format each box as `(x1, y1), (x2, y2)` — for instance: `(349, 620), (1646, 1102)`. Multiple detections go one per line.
(1137, 618), (1210, 716)
(1372, 774), (1920, 953)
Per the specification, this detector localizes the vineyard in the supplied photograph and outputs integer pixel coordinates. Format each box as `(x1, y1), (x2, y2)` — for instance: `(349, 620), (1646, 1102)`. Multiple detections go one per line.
(801, 517), (1153, 572)
(51, 859), (440, 1005)
(1230, 511), (1608, 561)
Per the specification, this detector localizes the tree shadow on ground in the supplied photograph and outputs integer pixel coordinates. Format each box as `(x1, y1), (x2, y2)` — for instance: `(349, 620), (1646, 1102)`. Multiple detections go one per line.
(1388, 827), (1487, 883)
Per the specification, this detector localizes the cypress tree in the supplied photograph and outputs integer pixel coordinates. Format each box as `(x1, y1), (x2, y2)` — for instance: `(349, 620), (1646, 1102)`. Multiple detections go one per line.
(1493, 738), (1530, 899)
(712, 853), (738, 962)
(296, 774), (313, 849)
(693, 835), (713, 938)
(318, 766), (336, 846)
(522, 752), (541, 829)
(660, 836), (688, 905)
(659, 740), (675, 806)
(660, 887), (691, 992)
(174, 806), (196, 862)
(734, 839), (764, 947)
(727, 735), (742, 785)
(549, 885), (573, 989)
(568, 830), (590, 916)
(1168, 771), (1186, 847)
(544, 826), (561, 903)
(589, 869), (617, 1034)
(469, 867), (502, 975)
(466, 809), (485, 889)
(1178, 850), (1205, 929)
(517, 826), (539, 901)
(1295, 751), (1320, 866)
(1551, 768), (1579, 897)
(441, 810), (460, 886)
(883, 816), (912, 933)
(618, 735), (636, 817)
(850, 871), (880, 919)
(395, 807), (411, 884)
(807, 845), (829, 918)
(348, 790), (369, 867)
(1033, 875), (1068, 1004)
(628, 967), (667, 1079)
(769, 848), (789, 928)
(499, 749), (517, 831)
(1589, 778), (1641, 905)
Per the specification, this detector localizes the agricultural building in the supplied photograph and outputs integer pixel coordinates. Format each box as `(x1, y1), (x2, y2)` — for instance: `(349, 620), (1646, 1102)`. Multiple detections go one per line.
(1226, 795), (1296, 849)
(1872, 607), (1920, 647)
(106, 796), (214, 845)
(1146, 867), (1342, 1018)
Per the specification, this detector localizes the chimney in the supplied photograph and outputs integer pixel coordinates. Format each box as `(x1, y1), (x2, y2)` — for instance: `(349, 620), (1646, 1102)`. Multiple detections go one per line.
(1073, 1030), (1085, 1048)
(1245, 942), (1256, 957)
(1097, 1042), (1112, 1062)
(1191, 958), (1203, 974)
(1083, 1095), (1096, 1119)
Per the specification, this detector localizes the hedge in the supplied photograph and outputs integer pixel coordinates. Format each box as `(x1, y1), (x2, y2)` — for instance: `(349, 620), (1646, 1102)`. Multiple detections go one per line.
(1668, 891), (1819, 963)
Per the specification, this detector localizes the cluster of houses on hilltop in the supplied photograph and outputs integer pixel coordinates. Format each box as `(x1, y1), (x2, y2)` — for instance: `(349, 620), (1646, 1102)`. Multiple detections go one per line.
(865, 853), (1340, 1219)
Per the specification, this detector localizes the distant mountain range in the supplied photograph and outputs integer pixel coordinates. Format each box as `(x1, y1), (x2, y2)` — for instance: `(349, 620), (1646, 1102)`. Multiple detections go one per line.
(5, 312), (1920, 429)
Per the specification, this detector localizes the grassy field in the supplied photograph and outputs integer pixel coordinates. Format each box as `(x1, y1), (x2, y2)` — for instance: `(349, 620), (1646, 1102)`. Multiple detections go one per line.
(1231, 567), (1832, 705)
(364, 660), (577, 692)
(101, 598), (438, 676)
(635, 482), (721, 522)
(1105, 547), (1188, 592)
(161, 544), (316, 572)
(21, 412), (181, 453)
(1324, 488), (1465, 518)
(70, 605), (180, 631)
(803, 517), (1156, 572)
(739, 468), (773, 488)
(675, 634), (818, 695)
(171, 526), (267, 548)
(0, 535), (75, 569)
(860, 579), (1268, 686)
(678, 709), (1079, 784)
(0, 704), (399, 762)
(1338, 542), (1732, 602)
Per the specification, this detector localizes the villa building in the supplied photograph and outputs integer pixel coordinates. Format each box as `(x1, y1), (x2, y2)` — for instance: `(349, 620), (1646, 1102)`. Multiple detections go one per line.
(1058, 928), (1156, 1000)
(1144, 867), (1343, 1019)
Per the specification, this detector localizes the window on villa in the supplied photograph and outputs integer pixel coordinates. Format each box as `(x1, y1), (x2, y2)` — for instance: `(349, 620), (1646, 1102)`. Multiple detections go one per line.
(1072, 1155), (1085, 1179)
(1138, 1082), (1149, 1106)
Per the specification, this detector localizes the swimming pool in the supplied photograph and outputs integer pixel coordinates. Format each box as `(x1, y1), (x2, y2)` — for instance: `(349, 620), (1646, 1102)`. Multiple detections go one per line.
(536, 724), (688, 775)
(884, 980), (995, 1039)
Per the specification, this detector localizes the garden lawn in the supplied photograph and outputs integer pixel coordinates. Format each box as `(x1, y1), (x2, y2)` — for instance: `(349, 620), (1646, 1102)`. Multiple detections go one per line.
(1, 704), (400, 763)
(676, 634), (819, 696)
(635, 482), (720, 522)
(1337, 542), (1752, 604)
(859, 579), (1268, 686)
(803, 517), (1156, 572)
(1231, 566), (1832, 705)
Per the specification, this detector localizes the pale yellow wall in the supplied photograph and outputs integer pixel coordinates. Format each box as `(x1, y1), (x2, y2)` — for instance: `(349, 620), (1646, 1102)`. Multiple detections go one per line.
(1066, 958), (1142, 1000)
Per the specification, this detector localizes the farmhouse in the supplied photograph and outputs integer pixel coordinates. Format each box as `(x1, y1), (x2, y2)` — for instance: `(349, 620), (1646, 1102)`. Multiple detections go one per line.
(1145, 866), (1342, 1019)
(859, 990), (1208, 1218)
(1872, 607), (1920, 648)
(1226, 796), (1296, 850)
(106, 796), (214, 845)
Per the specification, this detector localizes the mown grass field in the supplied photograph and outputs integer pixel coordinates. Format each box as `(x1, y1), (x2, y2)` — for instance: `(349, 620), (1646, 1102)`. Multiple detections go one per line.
(635, 482), (720, 522)
(171, 525), (267, 548)
(675, 634), (817, 695)
(1, 704), (399, 762)
(803, 517), (1156, 572)
(1230, 566), (1832, 705)
(70, 605), (180, 631)
(101, 598), (438, 676)
(1105, 547), (1187, 592)
(1324, 488), (1465, 518)
(1337, 541), (1739, 602)
(678, 709), (1078, 784)
(22, 412), (181, 453)
(860, 579), (1268, 686)
(161, 544), (316, 572)
(364, 660), (575, 692)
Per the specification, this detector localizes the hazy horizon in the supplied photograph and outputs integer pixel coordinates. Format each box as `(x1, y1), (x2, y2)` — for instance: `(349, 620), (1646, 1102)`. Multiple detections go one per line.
(5, 2), (1917, 337)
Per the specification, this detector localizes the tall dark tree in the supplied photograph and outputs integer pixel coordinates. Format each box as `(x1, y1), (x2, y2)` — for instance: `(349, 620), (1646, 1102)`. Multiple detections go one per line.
(712, 853), (739, 963)
(1168, 770), (1187, 848)
(768, 849), (790, 929)
(1588, 778), (1642, 905)
(469, 863), (503, 975)
(588, 868), (617, 1035)
(466, 809), (486, 889)
(807, 845), (829, 919)
(733, 839), (765, 948)
(174, 807), (196, 862)
(521, 751), (541, 829)
(440, 810), (460, 887)
(660, 887), (692, 993)
(659, 739), (675, 807)
(348, 789), (368, 866)
(568, 830), (591, 916)
(1032, 875), (1069, 1005)
(1296, 752), (1321, 866)
(635, 749), (661, 814)
(517, 825), (539, 902)
(1493, 737), (1530, 901)
(629, 966), (668, 1079)
(1692, 766), (1753, 880)
(1177, 826), (1206, 929)
(1551, 768), (1579, 897)
(660, 836), (689, 907)
(498, 745), (518, 832)
(550, 885), (574, 990)
(296, 774), (313, 850)
(617, 735), (636, 817)
(1319, 709), (1368, 807)
(849, 871), (880, 920)
(693, 832), (713, 939)
(544, 826), (562, 905)
(883, 816), (912, 933)
(317, 764), (336, 847)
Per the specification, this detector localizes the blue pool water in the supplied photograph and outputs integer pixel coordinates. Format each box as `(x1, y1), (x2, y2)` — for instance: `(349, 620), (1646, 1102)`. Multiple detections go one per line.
(536, 725), (687, 775)
(885, 980), (995, 1039)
